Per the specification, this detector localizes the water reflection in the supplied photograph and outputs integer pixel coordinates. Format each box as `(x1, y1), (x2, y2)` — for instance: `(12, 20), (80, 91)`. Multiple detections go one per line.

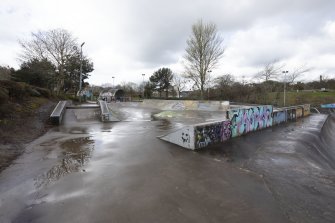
(155, 119), (172, 130)
(34, 137), (94, 189)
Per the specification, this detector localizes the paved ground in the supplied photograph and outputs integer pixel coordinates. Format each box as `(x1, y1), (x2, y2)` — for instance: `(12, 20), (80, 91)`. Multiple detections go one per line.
(0, 106), (334, 223)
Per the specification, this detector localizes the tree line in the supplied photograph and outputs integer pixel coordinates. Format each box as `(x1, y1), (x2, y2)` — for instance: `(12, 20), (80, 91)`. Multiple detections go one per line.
(1, 20), (334, 103)
(0, 29), (94, 96)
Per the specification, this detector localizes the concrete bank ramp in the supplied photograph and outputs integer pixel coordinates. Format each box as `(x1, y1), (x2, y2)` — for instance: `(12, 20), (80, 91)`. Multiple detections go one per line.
(320, 114), (335, 166)
(159, 104), (311, 150)
(142, 99), (229, 111)
(50, 101), (119, 125)
(98, 100), (119, 122)
(159, 120), (232, 150)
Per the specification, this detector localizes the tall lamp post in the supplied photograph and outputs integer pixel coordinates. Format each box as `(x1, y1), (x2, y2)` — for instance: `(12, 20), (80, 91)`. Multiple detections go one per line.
(207, 70), (212, 100)
(112, 76), (115, 88)
(79, 42), (85, 102)
(282, 70), (288, 107)
(142, 74), (145, 98)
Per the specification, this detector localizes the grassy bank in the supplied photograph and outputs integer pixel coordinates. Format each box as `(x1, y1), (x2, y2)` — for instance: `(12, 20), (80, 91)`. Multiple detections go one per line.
(266, 91), (335, 107)
(0, 80), (57, 172)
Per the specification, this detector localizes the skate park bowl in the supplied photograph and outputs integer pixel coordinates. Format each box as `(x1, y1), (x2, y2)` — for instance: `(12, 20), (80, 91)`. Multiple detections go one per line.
(51, 99), (313, 150)
(5, 98), (334, 223)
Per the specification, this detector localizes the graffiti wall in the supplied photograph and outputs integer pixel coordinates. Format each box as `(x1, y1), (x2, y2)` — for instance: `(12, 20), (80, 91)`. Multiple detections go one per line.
(273, 110), (287, 125)
(142, 99), (230, 111)
(227, 106), (273, 138)
(194, 121), (231, 149)
(286, 108), (297, 121)
(296, 107), (303, 118)
(160, 104), (311, 150)
(160, 126), (195, 150)
(303, 104), (311, 116)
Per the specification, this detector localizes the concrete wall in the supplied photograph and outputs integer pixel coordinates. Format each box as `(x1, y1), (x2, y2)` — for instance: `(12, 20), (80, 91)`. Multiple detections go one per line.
(273, 110), (287, 125)
(227, 106), (273, 137)
(296, 107), (303, 119)
(159, 104), (311, 150)
(160, 126), (196, 150)
(194, 121), (231, 149)
(50, 101), (67, 125)
(286, 108), (297, 121)
(302, 104), (311, 116)
(142, 99), (230, 111)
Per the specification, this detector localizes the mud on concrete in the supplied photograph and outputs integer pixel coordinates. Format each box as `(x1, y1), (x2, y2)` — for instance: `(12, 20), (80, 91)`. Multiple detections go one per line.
(0, 99), (56, 172)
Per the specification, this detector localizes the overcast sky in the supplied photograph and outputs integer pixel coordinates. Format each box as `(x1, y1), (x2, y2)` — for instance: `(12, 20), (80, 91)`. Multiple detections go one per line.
(1, 0), (335, 85)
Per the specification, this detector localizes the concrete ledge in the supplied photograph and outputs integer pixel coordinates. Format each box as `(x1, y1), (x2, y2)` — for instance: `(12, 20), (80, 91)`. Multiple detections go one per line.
(50, 101), (67, 125)
(142, 99), (230, 111)
(66, 105), (99, 109)
(159, 104), (311, 150)
(98, 100), (119, 122)
(159, 120), (232, 150)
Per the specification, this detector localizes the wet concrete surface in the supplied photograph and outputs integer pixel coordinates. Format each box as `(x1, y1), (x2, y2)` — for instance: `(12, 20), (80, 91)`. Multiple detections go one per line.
(0, 106), (334, 223)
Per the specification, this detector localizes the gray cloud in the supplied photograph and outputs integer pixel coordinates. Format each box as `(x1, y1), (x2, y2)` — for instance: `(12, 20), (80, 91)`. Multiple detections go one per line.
(1, 0), (335, 84)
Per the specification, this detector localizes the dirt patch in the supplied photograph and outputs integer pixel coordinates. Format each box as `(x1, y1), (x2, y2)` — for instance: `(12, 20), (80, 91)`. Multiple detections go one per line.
(0, 98), (57, 172)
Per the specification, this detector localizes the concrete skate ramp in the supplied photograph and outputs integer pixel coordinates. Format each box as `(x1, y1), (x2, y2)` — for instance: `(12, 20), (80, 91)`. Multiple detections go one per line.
(61, 108), (101, 124)
(159, 120), (232, 149)
(159, 104), (312, 149)
(320, 114), (335, 166)
(142, 99), (229, 111)
(2, 112), (335, 222)
(50, 100), (67, 125)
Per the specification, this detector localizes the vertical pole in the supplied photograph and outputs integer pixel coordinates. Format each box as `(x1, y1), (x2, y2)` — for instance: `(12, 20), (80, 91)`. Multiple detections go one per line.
(79, 42), (85, 103)
(142, 74), (145, 98)
(282, 71), (288, 107)
(207, 70), (212, 101)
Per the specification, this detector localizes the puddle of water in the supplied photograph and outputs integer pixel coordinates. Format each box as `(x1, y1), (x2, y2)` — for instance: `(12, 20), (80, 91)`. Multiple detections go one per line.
(34, 137), (94, 189)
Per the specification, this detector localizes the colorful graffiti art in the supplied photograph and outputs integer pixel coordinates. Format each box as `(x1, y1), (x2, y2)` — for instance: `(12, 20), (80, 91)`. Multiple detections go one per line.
(321, 103), (335, 108)
(303, 104), (311, 116)
(194, 121), (231, 149)
(227, 106), (273, 137)
(296, 107), (303, 118)
(286, 108), (296, 121)
(273, 110), (286, 125)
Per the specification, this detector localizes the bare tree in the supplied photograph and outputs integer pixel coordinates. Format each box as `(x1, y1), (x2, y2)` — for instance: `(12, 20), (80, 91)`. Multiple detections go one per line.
(286, 65), (312, 84)
(121, 81), (139, 98)
(184, 20), (224, 99)
(19, 29), (78, 94)
(255, 60), (285, 82)
(172, 74), (187, 98)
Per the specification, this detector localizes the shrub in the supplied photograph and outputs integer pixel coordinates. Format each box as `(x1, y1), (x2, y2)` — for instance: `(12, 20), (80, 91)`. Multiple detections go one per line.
(0, 87), (9, 104)
(33, 87), (51, 98)
(0, 80), (29, 100)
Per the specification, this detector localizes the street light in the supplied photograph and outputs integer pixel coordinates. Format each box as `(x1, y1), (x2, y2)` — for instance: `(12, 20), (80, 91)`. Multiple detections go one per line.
(79, 42), (85, 102)
(112, 76), (115, 88)
(142, 74), (145, 98)
(207, 70), (212, 100)
(282, 70), (288, 107)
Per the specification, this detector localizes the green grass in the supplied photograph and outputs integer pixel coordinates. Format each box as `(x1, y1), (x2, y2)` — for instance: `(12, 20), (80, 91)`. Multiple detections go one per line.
(267, 91), (335, 107)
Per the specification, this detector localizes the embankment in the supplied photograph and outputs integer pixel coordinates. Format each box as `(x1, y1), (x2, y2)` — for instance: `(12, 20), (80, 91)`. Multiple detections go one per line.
(320, 113), (335, 168)
(0, 98), (56, 172)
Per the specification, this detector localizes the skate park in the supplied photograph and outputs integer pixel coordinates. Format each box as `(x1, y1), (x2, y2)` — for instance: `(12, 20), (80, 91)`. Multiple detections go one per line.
(0, 98), (334, 222)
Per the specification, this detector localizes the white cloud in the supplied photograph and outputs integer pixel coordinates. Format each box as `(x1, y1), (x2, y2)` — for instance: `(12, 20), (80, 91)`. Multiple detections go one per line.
(1, 0), (335, 85)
